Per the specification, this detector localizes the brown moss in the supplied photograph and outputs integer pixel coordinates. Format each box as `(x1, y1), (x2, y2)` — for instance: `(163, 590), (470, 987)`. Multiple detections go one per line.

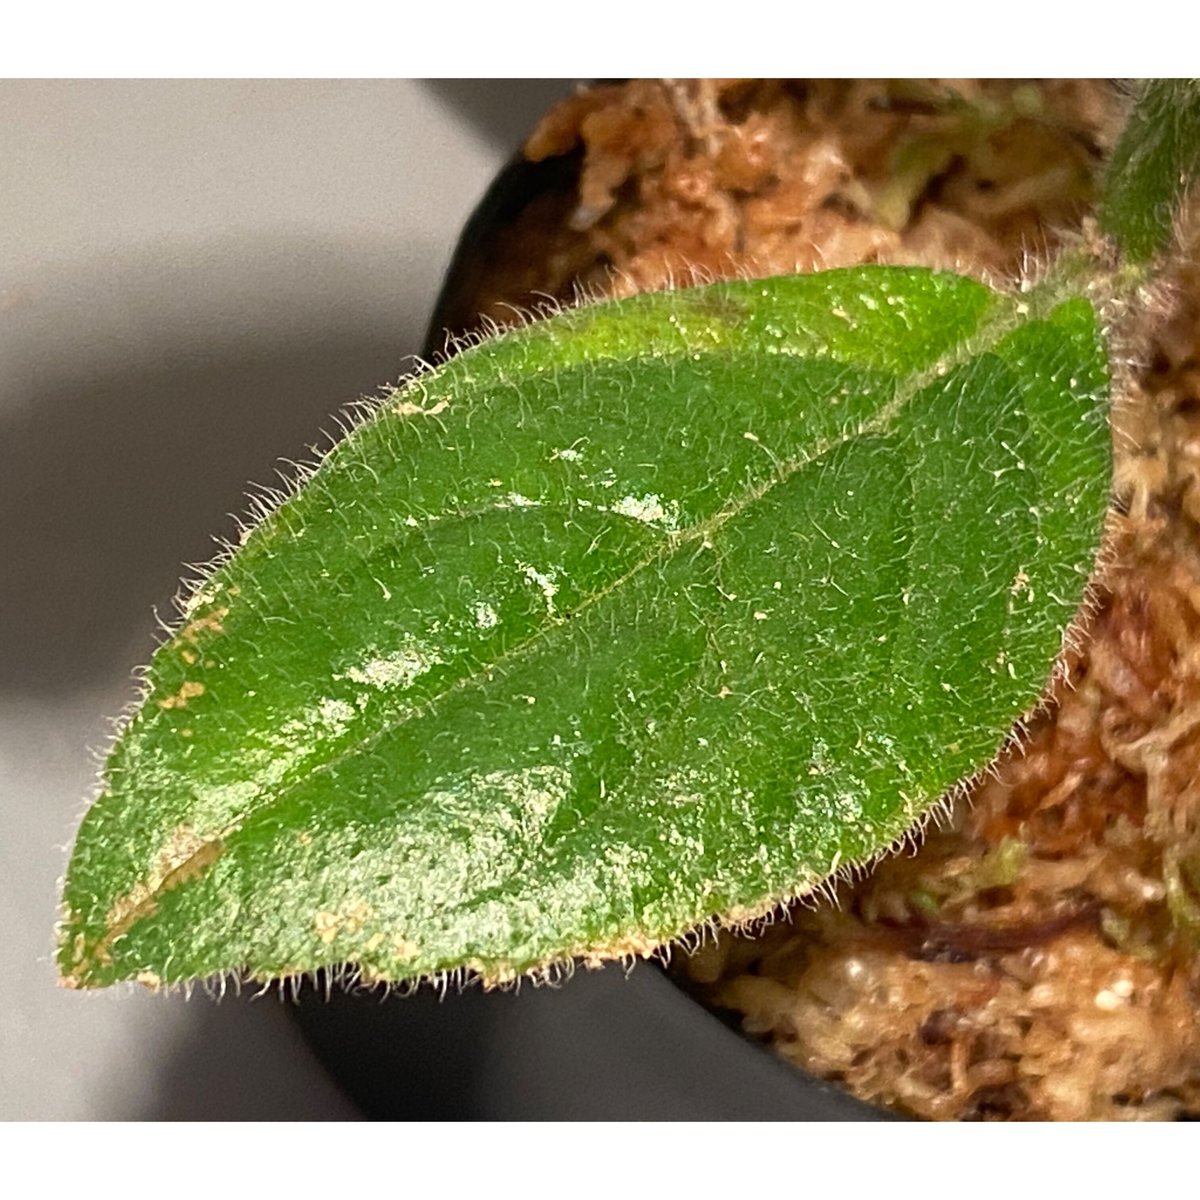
(460, 80), (1118, 332)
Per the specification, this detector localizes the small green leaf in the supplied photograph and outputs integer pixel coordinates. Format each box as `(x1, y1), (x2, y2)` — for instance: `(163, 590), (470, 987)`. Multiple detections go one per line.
(59, 267), (1110, 989)
(1100, 79), (1200, 265)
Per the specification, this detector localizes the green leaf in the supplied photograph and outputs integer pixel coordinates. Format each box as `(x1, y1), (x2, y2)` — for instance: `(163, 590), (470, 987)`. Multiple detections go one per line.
(59, 267), (1110, 990)
(1100, 79), (1200, 265)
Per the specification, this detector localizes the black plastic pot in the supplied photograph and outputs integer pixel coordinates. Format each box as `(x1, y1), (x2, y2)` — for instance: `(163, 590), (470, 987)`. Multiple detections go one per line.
(293, 959), (884, 1120)
(293, 148), (892, 1121)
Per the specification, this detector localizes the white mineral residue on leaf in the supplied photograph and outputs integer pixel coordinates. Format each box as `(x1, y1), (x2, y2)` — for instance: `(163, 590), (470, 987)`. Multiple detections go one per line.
(433, 763), (572, 824)
(413, 764), (571, 881)
(313, 899), (375, 945)
(552, 446), (584, 462)
(518, 563), (559, 613)
(277, 698), (355, 751)
(467, 843), (645, 934)
(807, 737), (830, 776)
(255, 747), (302, 788)
(394, 396), (449, 417)
(317, 697), (357, 731)
(601, 842), (646, 874)
(189, 779), (260, 830)
(835, 791), (863, 821)
(486, 764), (570, 829)
(183, 584), (218, 617)
(473, 601), (500, 629)
(609, 492), (679, 529)
(503, 492), (540, 509)
(662, 766), (708, 806)
(340, 640), (442, 690)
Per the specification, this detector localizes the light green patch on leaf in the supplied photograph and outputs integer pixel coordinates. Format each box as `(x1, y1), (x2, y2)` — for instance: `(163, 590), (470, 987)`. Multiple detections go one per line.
(58, 267), (1110, 990)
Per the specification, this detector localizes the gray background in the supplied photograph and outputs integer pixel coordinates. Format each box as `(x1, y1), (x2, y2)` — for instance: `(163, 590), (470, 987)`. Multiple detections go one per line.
(0, 79), (578, 1119)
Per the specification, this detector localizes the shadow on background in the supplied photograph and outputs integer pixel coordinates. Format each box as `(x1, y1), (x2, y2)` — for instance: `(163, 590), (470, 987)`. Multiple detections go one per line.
(0, 235), (434, 697)
(2, 235), (441, 1118)
(425, 79), (582, 156)
(2, 333), (424, 700)
(138, 991), (360, 1120)
(143, 960), (883, 1120)
(289, 962), (885, 1120)
(1, 336), (414, 695)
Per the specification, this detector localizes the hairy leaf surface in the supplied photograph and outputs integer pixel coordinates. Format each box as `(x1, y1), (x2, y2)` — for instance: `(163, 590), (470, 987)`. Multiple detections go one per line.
(1100, 79), (1200, 266)
(60, 267), (1110, 989)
